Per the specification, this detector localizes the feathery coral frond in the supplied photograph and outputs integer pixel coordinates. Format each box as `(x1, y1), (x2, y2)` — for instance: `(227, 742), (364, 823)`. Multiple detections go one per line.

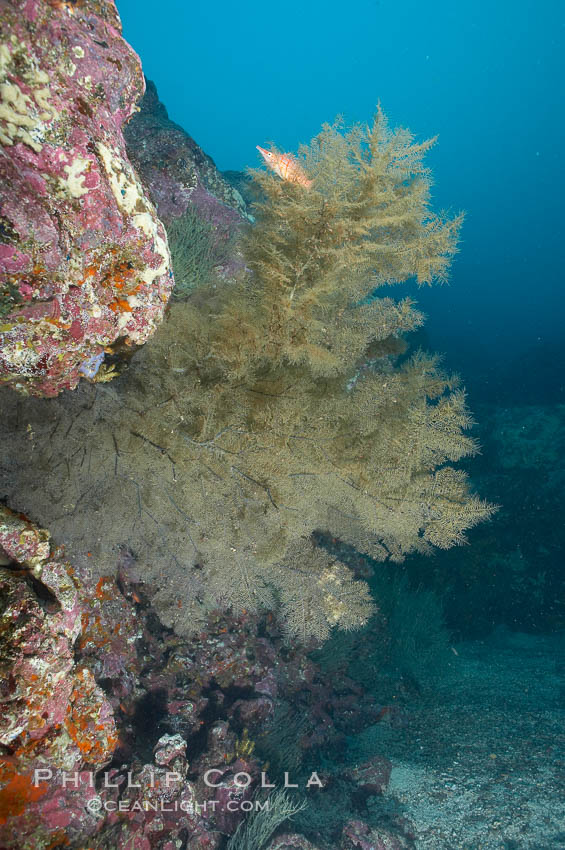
(0, 107), (495, 643)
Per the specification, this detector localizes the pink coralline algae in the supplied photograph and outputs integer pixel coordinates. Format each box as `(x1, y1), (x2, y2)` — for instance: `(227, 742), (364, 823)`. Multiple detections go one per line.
(0, 506), (117, 848)
(94, 734), (224, 850)
(0, 0), (173, 397)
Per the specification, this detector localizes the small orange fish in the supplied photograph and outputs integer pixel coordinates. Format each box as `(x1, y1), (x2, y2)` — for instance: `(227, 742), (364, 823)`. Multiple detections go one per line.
(256, 146), (312, 189)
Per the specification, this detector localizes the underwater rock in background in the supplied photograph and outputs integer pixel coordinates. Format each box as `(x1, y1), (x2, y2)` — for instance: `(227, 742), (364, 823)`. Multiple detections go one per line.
(488, 404), (565, 478)
(223, 169), (257, 208)
(405, 402), (565, 638)
(345, 756), (392, 798)
(266, 835), (322, 850)
(124, 78), (249, 294)
(341, 819), (415, 850)
(0, 0), (173, 397)
(124, 78), (247, 222)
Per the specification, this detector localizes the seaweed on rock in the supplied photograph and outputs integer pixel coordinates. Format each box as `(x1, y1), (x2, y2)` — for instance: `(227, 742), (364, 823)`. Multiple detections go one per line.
(0, 108), (495, 642)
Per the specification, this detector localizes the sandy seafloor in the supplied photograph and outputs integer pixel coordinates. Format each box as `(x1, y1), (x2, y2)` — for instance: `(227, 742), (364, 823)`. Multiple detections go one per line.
(364, 631), (565, 849)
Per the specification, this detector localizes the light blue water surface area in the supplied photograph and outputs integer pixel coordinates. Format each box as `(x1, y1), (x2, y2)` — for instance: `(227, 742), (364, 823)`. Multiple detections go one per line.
(118, 0), (564, 405)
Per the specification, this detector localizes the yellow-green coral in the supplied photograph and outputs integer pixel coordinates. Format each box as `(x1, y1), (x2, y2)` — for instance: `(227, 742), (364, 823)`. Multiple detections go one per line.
(224, 728), (256, 763)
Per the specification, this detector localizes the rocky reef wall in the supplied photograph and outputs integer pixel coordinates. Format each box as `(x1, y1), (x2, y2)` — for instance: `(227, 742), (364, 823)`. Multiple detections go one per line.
(0, 0), (173, 396)
(124, 77), (250, 295)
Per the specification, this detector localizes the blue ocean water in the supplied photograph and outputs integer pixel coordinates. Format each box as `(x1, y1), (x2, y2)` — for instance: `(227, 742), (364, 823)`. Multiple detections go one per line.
(118, 0), (564, 406)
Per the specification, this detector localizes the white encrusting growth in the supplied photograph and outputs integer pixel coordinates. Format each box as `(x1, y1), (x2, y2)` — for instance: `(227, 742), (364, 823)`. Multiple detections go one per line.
(61, 156), (90, 198)
(96, 141), (172, 336)
(0, 41), (58, 152)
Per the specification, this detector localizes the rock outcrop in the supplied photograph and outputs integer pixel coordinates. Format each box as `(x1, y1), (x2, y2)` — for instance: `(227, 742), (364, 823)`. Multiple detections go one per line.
(124, 78), (249, 296)
(124, 78), (248, 226)
(0, 0), (173, 396)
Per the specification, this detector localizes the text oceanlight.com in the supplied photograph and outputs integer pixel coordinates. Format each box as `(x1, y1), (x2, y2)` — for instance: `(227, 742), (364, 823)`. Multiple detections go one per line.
(85, 798), (271, 814)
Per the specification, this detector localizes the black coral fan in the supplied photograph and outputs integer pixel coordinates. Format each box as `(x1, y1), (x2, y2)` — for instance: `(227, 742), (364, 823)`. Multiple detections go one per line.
(0, 108), (495, 644)
(215, 109), (463, 381)
(140, 108), (494, 639)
